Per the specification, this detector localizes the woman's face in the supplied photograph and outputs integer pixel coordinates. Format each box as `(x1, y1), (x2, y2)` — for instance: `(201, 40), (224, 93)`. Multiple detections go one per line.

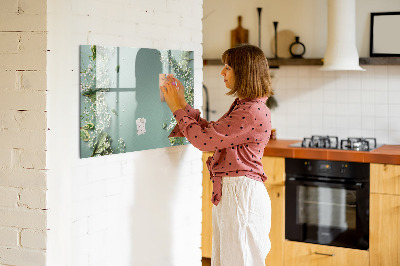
(220, 64), (235, 89)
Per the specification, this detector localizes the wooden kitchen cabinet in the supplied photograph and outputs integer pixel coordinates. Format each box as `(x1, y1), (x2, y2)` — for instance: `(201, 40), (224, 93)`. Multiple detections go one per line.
(370, 163), (400, 266)
(262, 156), (285, 266)
(370, 163), (400, 195)
(201, 154), (286, 266)
(201, 152), (213, 258)
(264, 184), (285, 266)
(284, 241), (369, 266)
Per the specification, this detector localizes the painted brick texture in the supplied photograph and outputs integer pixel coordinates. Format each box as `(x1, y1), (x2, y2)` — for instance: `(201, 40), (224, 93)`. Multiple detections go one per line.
(0, 0), (47, 265)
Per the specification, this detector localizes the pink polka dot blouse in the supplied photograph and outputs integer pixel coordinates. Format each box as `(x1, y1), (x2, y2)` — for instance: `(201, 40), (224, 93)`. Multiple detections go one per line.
(169, 97), (272, 206)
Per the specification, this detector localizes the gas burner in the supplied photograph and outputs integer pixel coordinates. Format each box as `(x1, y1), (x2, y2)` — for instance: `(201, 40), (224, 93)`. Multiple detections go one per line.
(340, 137), (377, 151)
(301, 135), (339, 149)
(290, 136), (380, 151)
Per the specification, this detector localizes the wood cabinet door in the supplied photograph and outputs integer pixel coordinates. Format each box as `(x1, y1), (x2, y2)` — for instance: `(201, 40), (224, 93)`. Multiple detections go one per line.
(370, 193), (400, 266)
(262, 156), (285, 186)
(264, 184), (285, 266)
(201, 152), (213, 258)
(370, 163), (400, 195)
(284, 241), (369, 266)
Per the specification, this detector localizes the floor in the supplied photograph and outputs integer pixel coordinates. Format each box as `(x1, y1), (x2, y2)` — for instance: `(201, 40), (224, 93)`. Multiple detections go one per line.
(202, 257), (211, 266)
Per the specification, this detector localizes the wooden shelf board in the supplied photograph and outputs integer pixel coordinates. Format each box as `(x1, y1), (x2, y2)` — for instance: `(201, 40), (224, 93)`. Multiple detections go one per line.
(203, 57), (400, 67)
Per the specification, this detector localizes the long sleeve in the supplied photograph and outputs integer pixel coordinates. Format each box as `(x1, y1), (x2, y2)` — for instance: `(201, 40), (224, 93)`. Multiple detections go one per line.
(168, 104), (210, 137)
(172, 105), (259, 152)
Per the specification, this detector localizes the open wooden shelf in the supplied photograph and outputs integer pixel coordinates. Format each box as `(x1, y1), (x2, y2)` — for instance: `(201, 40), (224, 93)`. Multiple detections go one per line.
(359, 57), (400, 65)
(203, 57), (400, 67)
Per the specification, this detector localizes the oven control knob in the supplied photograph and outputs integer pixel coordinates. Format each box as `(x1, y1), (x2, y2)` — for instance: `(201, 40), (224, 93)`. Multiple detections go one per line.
(340, 164), (347, 174)
(304, 161), (312, 171)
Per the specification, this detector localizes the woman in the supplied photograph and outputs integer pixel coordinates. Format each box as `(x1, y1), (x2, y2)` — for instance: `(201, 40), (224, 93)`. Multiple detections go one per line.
(161, 44), (273, 266)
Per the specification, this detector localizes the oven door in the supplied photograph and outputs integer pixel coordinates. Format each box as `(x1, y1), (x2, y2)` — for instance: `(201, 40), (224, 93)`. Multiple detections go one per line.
(285, 177), (369, 250)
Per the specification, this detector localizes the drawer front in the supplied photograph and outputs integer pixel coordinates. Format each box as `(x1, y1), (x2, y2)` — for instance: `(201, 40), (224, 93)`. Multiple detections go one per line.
(284, 241), (369, 266)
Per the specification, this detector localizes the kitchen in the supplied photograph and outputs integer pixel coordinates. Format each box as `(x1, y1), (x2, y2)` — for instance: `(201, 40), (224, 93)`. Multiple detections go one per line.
(201, 0), (400, 265)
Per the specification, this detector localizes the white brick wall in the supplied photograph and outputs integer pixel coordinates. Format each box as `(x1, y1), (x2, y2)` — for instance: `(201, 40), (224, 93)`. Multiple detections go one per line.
(0, 0), (48, 265)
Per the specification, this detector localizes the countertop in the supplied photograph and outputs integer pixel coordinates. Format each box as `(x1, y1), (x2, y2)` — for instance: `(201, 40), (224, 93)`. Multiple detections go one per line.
(263, 139), (400, 165)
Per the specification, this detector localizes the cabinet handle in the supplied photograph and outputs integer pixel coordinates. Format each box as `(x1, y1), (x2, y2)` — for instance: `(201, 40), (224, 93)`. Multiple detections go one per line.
(314, 252), (335, 257)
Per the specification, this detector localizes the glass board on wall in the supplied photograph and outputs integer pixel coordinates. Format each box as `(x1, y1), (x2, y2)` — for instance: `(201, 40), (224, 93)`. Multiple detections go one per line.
(79, 45), (194, 158)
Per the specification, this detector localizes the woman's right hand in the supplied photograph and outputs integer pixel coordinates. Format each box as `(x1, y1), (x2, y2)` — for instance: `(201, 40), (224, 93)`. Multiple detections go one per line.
(168, 75), (187, 108)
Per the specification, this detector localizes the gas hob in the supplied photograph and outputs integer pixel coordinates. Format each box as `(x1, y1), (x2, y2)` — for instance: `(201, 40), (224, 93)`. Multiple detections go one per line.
(289, 135), (382, 151)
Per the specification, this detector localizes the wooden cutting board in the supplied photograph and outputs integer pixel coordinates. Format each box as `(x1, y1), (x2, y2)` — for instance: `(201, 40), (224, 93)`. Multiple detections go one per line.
(231, 16), (249, 48)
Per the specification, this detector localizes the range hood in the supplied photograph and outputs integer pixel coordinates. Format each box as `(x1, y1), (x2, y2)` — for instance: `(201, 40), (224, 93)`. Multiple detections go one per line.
(320, 0), (365, 71)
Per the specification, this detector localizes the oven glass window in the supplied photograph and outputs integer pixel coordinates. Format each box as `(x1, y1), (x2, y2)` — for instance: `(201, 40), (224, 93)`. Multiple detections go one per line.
(297, 186), (356, 230)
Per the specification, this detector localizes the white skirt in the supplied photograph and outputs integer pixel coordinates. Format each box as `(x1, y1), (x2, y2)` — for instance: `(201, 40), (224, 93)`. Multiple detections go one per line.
(212, 176), (271, 266)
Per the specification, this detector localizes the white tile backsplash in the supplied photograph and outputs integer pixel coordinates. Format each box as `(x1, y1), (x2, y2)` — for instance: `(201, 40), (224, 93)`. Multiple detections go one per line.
(204, 65), (400, 144)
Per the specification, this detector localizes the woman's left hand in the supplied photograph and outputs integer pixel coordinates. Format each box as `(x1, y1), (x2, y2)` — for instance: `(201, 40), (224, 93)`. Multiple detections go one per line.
(160, 76), (183, 113)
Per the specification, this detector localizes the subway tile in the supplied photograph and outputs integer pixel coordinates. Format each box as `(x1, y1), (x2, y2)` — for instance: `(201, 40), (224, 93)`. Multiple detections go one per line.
(298, 67), (311, 78)
(284, 66), (298, 77)
(348, 103), (362, 116)
(374, 77), (388, 91)
(389, 104), (400, 117)
(362, 116), (375, 130)
(336, 90), (349, 103)
(361, 128), (375, 138)
(361, 75), (374, 91)
(361, 90), (375, 104)
(322, 70), (335, 78)
(388, 91), (400, 104)
(323, 115), (336, 129)
(388, 116), (400, 131)
(310, 77), (324, 89)
(298, 77), (311, 89)
(323, 103), (336, 115)
(388, 131), (400, 144)
(349, 128), (362, 137)
(311, 127), (324, 136)
(374, 65), (388, 77)
(374, 130), (389, 144)
(348, 90), (362, 103)
(335, 115), (348, 129)
(388, 75), (400, 91)
(348, 73), (362, 90)
(311, 102), (323, 113)
(348, 116), (362, 129)
(335, 72), (349, 90)
(310, 66), (324, 77)
(374, 117), (389, 130)
(388, 65), (400, 76)
(311, 114), (323, 129)
(336, 128), (349, 140)
(336, 103), (349, 116)
(286, 77), (299, 89)
(323, 87), (336, 103)
(361, 104), (375, 116)
(375, 104), (389, 117)
(374, 90), (388, 104)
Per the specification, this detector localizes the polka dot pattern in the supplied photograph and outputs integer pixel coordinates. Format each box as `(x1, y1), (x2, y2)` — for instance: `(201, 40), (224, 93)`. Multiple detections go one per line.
(169, 97), (272, 206)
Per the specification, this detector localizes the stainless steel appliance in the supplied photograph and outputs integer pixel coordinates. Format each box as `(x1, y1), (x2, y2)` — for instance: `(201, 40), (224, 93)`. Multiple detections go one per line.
(285, 158), (370, 250)
(289, 135), (379, 151)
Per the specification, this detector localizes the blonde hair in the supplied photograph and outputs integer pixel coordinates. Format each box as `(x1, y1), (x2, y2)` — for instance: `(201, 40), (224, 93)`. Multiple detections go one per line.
(221, 44), (273, 99)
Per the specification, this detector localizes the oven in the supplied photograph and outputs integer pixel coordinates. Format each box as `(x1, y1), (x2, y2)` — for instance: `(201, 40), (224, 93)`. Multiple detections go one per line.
(285, 158), (370, 250)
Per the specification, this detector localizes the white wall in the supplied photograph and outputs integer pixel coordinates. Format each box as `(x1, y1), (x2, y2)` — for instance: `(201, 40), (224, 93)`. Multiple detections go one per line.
(0, 0), (48, 265)
(46, 0), (203, 265)
(203, 0), (400, 58)
(203, 0), (400, 145)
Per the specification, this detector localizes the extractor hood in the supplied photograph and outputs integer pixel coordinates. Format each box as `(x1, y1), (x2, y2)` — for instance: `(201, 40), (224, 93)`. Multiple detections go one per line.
(320, 0), (365, 71)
